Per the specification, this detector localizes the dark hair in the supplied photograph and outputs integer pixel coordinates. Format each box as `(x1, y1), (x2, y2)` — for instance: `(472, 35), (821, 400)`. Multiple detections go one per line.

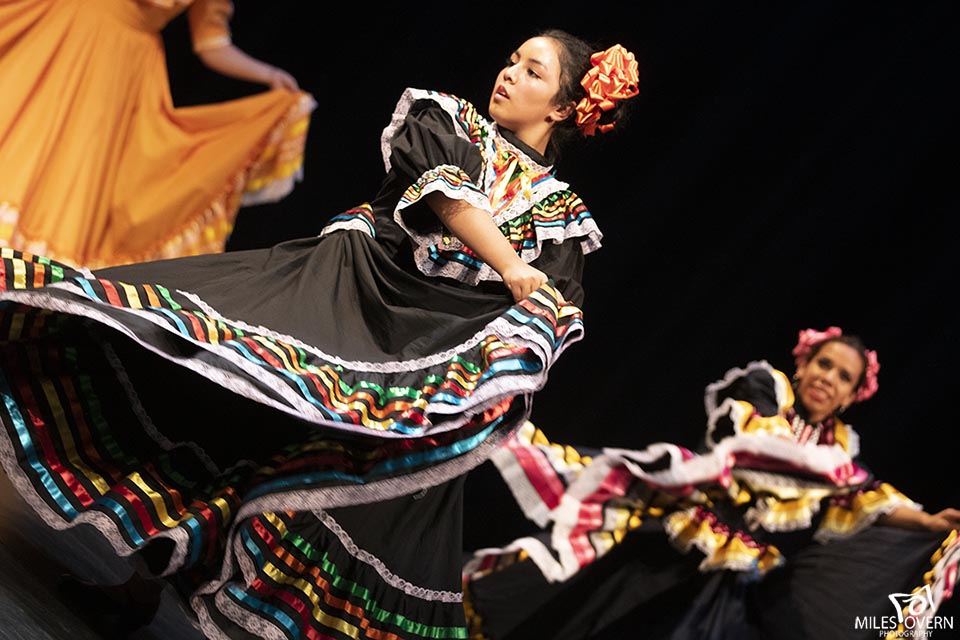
(807, 335), (870, 392)
(537, 29), (637, 155)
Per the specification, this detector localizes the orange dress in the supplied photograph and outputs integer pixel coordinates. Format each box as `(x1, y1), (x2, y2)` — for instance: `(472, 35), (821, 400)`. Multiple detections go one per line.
(0, 0), (315, 269)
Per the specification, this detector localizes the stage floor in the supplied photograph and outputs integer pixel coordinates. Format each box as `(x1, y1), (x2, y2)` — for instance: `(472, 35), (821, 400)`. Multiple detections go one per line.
(0, 469), (203, 639)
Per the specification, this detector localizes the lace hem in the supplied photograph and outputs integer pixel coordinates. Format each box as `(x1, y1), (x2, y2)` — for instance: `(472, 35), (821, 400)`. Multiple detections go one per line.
(186, 416), (525, 629)
(101, 338), (222, 476)
(4, 284), (575, 439)
(2, 93), (315, 269)
(313, 509), (462, 602)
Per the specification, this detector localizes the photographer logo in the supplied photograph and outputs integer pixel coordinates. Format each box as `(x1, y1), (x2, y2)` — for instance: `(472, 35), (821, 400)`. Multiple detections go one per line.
(853, 585), (953, 638)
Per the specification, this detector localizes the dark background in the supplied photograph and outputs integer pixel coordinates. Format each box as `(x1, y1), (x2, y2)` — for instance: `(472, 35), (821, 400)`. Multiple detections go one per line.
(162, 2), (957, 522)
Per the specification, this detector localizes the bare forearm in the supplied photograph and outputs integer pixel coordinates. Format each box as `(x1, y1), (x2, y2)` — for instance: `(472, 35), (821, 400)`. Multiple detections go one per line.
(878, 506), (931, 531)
(197, 45), (271, 83)
(196, 45), (298, 90)
(424, 193), (547, 302)
(425, 194), (522, 275)
(879, 506), (960, 532)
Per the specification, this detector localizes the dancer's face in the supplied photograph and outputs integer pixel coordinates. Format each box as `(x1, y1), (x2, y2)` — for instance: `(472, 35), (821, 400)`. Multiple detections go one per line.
(795, 341), (864, 423)
(488, 37), (570, 134)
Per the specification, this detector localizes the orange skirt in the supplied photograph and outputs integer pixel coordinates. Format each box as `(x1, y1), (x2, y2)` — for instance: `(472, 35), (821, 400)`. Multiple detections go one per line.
(0, 0), (316, 269)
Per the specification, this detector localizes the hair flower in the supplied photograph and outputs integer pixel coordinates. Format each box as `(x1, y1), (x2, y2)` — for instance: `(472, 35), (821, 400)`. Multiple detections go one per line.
(574, 44), (639, 136)
(791, 326), (844, 366)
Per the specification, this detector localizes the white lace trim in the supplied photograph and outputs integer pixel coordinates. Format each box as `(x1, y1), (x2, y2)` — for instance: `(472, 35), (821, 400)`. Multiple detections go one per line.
(742, 494), (823, 533)
(0, 387), (223, 576)
(175, 287), (578, 424)
(192, 596), (234, 640)
(704, 360), (783, 416)
(239, 167), (302, 207)
(381, 89), (484, 173)
(313, 509), (462, 602)
(0, 421), (144, 556)
(465, 534), (568, 583)
(704, 397), (753, 449)
(528, 433), (861, 539)
(4, 358), (526, 630)
(662, 507), (773, 574)
(533, 216), (603, 255)
(8, 286), (355, 428)
(380, 89), (558, 180)
(100, 339), (222, 476)
(395, 169), (602, 285)
(177, 287), (517, 374)
(229, 416), (523, 524)
(391, 170), (499, 283)
(812, 496), (923, 544)
(489, 428), (555, 528)
(186, 415), (525, 623)
(843, 423), (862, 459)
(732, 468), (838, 492)
(233, 522), (259, 585)
(487, 122), (553, 173)
(2, 285), (574, 441)
(318, 217), (375, 238)
(214, 589), (287, 640)
(378, 88), (601, 283)
(622, 425), (855, 491)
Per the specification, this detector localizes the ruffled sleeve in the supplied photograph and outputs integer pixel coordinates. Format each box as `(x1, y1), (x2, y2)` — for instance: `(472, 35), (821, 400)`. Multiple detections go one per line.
(813, 422), (922, 542)
(703, 363), (923, 540)
(388, 101), (484, 193)
(388, 101), (587, 302)
(377, 89), (602, 296)
(703, 361), (794, 448)
(187, 0), (233, 53)
(386, 98), (486, 237)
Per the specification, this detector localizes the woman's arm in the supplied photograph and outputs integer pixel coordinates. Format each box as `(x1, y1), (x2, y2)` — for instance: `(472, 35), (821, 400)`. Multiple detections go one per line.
(196, 45), (299, 91)
(878, 506), (960, 532)
(425, 193), (548, 302)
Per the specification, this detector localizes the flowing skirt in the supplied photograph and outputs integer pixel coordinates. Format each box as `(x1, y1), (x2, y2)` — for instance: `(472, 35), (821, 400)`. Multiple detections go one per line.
(0, 0), (315, 269)
(462, 426), (960, 639)
(0, 228), (584, 638)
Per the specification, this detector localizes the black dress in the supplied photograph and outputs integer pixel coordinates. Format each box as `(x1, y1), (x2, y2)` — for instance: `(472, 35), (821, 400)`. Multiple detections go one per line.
(0, 88), (603, 639)
(462, 361), (959, 639)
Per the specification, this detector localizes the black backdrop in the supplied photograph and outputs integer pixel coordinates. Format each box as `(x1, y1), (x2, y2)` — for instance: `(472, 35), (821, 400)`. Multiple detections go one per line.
(162, 2), (958, 525)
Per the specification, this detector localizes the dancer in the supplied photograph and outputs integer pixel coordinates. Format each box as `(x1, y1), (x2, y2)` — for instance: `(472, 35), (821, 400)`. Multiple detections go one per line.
(0, 29), (639, 638)
(463, 327), (960, 639)
(0, 0), (315, 269)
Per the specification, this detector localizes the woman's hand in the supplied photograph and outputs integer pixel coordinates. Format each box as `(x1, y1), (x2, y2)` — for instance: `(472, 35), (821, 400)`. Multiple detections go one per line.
(923, 508), (960, 531)
(268, 66), (299, 91)
(501, 262), (548, 302)
(425, 194), (550, 302)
